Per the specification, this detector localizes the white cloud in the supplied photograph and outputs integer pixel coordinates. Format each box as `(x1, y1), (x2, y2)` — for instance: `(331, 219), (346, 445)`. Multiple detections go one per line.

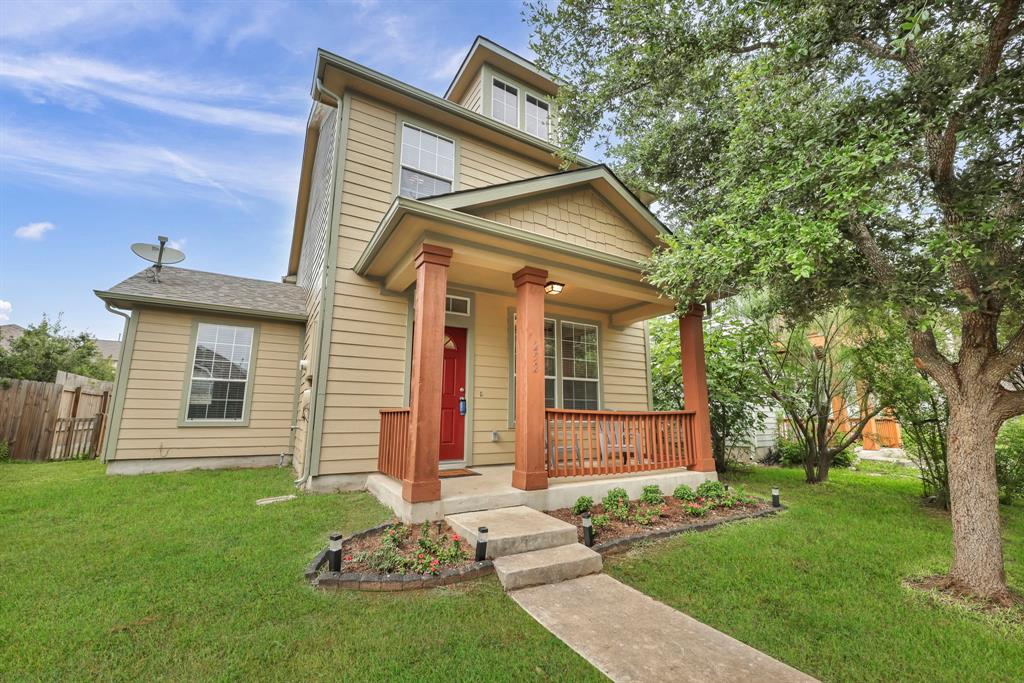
(14, 221), (55, 240)
(167, 238), (186, 250)
(430, 48), (467, 83)
(0, 300), (11, 322)
(0, 53), (304, 135)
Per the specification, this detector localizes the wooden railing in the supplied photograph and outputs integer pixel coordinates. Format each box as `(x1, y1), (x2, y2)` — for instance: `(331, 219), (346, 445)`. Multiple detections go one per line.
(545, 409), (697, 478)
(377, 408), (411, 480)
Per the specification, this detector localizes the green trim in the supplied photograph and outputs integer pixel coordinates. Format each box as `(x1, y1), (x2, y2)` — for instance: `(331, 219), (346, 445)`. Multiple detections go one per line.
(392, 114), (462, 197)
(445, 36), (562, 101)
(100, 309), (139, 462)
(481, 63), (494, 119)
(314, 49), (595, 166)
(422, 165), (668, 239)
(643, 320), (654, 411)
(445, 288), (476, 467)
(306, 92), (352, 479)
(402, 289), (414, 407)
(93, 290), (305, 323)
(483, 65), (553, 143)
(177, 319), (261, 428)
(355, 197), (647, 277)
(287, 326), (305, 457)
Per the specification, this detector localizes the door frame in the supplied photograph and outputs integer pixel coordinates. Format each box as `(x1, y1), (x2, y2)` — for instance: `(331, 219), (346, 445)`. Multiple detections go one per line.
(404, 288), (475, 468)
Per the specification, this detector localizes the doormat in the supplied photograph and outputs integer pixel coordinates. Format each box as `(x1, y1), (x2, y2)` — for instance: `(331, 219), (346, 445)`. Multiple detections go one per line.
(438, 468), (482, 479)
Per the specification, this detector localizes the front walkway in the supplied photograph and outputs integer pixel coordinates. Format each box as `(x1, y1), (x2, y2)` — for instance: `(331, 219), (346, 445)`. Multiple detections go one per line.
(513, 574), (817, 682)
(366, 464), (714, 522)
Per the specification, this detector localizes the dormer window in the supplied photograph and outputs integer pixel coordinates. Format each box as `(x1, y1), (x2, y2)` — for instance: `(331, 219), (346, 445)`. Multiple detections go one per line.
(491, 78), (519, 127)
(525, 94), (549, 140)
(399, 123), (455, 199)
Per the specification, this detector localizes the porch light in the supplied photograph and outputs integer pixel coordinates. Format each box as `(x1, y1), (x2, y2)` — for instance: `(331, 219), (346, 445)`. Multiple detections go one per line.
(771, 487), (781, 508)
(328, 532), (343, 572)
(581, 512), (594, 547)
(475, 527), (489, 562)
(544, 281), (564, 295)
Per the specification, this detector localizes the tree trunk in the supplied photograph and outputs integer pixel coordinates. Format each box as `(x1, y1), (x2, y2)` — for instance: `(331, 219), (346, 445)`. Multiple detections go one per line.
(815, 452), (832, 483)
(945, 397), (1007, 599)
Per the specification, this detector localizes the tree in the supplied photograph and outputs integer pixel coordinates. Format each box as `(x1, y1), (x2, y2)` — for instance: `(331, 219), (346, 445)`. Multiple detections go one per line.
(530, 1), (1023, 599)
(649, 314), (767, 472)
(0, 316), (114, 383)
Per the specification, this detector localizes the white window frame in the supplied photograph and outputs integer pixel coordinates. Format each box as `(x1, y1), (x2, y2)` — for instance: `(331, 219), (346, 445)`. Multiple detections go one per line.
(525, 93), (550, 140)
(559, 320), (601, 410)
(491, 77), (519, 128)
(183, 322), (255, 424)
(445, 295), (471, 317)
(399, 123), (455, 199)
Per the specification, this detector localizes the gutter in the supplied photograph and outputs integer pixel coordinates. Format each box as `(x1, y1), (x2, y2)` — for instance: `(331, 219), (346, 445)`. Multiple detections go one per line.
(99, 303), (132, 464)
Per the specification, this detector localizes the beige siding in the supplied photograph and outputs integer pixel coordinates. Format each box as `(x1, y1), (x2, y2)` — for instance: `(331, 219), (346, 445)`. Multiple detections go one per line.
(459, 135), (554, 190)
(472, 187), (655, 260)
(113, 308), (302, 461)
(457, 70), (483, 113)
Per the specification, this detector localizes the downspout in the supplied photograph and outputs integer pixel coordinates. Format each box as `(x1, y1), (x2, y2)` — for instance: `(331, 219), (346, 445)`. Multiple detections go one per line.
(100, 303), (131, 463)
(294, 77), (343, 488)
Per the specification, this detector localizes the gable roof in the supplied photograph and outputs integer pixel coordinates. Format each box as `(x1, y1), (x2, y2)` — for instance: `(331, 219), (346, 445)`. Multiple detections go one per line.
(445, 36), (561, 103)
(95, 267), (306, 322)
(421, 165), (670, 243)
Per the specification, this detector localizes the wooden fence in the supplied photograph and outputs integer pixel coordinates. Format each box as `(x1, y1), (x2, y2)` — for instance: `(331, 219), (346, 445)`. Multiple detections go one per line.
(377, 408), (411, 480)
(0, 374), (112, 461)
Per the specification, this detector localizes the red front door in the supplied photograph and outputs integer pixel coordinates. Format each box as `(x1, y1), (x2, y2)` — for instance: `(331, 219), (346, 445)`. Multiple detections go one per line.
(439, 326), (467, 462)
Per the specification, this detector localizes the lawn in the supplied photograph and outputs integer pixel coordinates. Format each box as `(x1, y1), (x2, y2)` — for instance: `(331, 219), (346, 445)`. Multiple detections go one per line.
(606, 466), (1024, 683)
(0, 461), (602, 681)
(2, 461), (1021, 682)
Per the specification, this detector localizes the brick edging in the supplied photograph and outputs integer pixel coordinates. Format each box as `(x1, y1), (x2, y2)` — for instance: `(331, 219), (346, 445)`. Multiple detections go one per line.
(592, 505), (784, 556)
(306, 521), (494, 591)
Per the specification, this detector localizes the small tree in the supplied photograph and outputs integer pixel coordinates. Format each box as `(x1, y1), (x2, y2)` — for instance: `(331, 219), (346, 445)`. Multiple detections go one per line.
(650, 312), (767, 472)
(0, 316), (114, 383)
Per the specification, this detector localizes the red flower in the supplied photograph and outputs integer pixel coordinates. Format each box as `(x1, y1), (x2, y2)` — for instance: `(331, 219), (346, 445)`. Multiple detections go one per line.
(418, 553), (425, 559)
(451, 534), (461, 541)
(344, 555), (353, 561)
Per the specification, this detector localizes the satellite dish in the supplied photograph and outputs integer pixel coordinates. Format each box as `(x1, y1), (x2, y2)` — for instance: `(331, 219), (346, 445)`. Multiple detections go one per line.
(132, 236), (185, 282)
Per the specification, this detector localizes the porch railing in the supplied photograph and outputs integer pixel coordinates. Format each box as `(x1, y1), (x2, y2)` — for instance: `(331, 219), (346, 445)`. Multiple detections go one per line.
(545, 409), (697, 478)
(377, 408), (410, 480)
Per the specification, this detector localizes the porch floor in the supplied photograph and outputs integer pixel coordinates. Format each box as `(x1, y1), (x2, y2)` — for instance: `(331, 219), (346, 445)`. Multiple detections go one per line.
(366, 464), (716, 522)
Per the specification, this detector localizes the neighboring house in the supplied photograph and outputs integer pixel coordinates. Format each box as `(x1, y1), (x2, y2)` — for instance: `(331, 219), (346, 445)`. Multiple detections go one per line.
(0, 323), (121, 369)
(95, 37), (718, 518)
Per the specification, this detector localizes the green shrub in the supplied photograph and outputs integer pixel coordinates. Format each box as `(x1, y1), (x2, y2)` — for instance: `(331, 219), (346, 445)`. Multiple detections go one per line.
(996, 417), (1024, 505)
(602, 487), (631, 520)
(696, 480), (727, 501)
(639, 484), (664, 505)
(778, 437), (806, 467)
(832, 446), (856, 469)
(673, 484), (697, 501)
(571, 496), (594, 515)
(0, 440), (9, 463)
(591, 513), (610, 530)
(632, 504), (663, 525)
(682, 501), (708, 517)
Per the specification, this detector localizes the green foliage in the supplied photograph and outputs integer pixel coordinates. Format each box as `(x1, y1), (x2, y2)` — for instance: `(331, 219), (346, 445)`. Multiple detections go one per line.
(632, 504), (664, 525)
(0, 316), (114, 382)
(571, 495), (594, 515)
(682, 501), (708, 517)
(777, 438), (807, 468)
(602, 487), (630, 520)
(591, 513), (610, 530)
(996, 419), (1024, 506)
(353, 522), (466, 576)
(696, 480), (727, 502)
(639, 485), (664, 506)
(0, 440), (9, 463)
(673, 484), (697, 501)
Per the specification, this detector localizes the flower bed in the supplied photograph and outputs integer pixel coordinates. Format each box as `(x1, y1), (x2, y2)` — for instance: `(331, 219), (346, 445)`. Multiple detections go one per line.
(546, 480), (775, 550)
(307, 521), (492, 592)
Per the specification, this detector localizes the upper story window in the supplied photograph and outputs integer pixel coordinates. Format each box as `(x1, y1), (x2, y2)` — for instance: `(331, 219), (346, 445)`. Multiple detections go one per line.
(400, 123), (455, 199)
(186, 323), (254, 422)
(525, 94), (549, 140)
(491, 78), (519, 127)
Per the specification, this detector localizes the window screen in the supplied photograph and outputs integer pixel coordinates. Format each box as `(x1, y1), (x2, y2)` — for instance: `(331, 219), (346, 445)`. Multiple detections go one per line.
(186, 323), (253, 421)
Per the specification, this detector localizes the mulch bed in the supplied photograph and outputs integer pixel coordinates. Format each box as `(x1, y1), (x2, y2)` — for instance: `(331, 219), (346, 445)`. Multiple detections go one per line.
(341, 520), (475, 574)
(547, 496), (775, 551)
(905, 575), (1024, 613)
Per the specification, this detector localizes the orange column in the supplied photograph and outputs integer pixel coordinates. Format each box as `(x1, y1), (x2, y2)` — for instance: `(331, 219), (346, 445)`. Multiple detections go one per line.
(512, 266), (549, 490)
(679, 304), (715, 472)
(402, 244), (452, 503)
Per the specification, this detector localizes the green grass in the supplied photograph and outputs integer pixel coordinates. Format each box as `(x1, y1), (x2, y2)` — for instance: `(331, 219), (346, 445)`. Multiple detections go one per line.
(606, 466), (1024, 682)
(0, 461), (602, 681)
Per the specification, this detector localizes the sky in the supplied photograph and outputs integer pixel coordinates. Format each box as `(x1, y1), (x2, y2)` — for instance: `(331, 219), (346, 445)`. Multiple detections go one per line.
(0, 0), (563, 340)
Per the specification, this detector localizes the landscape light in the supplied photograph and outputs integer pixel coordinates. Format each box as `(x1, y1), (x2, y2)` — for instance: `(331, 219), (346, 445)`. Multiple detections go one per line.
(582, 512), (593, 547)
(475, 526), (489, 561)
(328, 532), (343, 572)
(771, 488), (781, 508)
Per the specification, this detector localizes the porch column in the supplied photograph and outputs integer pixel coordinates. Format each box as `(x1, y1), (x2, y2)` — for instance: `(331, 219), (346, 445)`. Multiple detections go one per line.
(512, 266), (548, 490)
(402, 244), (452, 503)
(679, 304), (716, 472)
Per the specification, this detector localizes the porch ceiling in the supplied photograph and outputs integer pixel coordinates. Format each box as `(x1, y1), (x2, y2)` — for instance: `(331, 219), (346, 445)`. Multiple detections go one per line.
(355, 197), (677, 326)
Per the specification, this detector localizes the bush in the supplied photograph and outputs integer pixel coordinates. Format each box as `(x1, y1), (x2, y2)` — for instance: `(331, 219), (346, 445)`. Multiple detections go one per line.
(832, 446), (856, 469)
(602, 487), (631, 520)
(996, 418), (1024, 505)
(696, 480), (727, 501)
(639, 484), (664, 505)
(591, 514), (610, 531)
(683, 501), (708, 517)
(673, 484), (697, 501)
(778, 438), (806, 467)
(571, 496), (593, 515)
(632, 504), (663, 525)
(0, 440), (9, 463)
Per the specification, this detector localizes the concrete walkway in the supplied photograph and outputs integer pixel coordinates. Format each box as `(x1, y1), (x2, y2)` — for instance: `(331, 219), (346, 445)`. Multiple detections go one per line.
(512, 573), (818, 683)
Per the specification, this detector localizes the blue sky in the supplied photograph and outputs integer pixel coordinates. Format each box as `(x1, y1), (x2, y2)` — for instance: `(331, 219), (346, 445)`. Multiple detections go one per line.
(0, 0), (556, 340)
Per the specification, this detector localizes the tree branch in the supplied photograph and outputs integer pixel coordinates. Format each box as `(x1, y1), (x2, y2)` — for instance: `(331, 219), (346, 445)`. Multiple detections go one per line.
(848, 34), (907, 64)
(994, 386), (1024, 423)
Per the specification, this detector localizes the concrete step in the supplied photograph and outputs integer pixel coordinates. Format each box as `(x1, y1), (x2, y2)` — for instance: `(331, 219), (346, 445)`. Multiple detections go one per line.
(445, 505), (578, 559)
(494, 543), (603, 591)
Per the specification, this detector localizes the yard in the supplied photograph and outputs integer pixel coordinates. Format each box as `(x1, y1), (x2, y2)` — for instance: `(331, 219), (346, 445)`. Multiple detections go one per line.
(1, 461), (1021, 681)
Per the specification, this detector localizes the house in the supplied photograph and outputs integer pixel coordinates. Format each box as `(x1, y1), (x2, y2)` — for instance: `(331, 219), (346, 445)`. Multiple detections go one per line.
(95, 37), (718, 520)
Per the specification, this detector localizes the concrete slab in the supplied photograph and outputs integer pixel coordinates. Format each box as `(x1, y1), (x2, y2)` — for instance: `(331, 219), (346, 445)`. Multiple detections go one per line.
(445, 506), (577, 559)
(512, 574), (818, 683)
(494, 543), (602, 590)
